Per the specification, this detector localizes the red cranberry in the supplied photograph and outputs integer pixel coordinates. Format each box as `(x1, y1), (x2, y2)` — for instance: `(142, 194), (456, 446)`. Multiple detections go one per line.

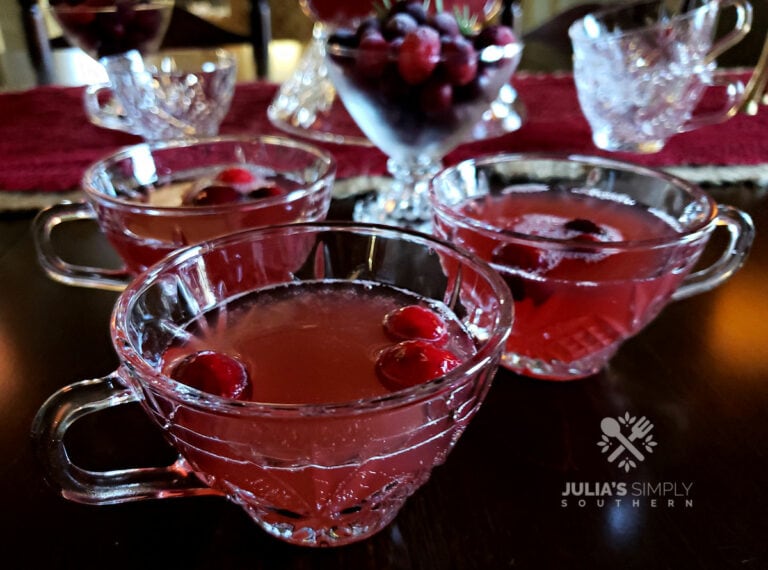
(474, 24), (517, 49)
(383, 305), (448, 343)
(248, 186), (285, 200)
(355, 17), (381, 41)
(429, 12), (460, 37)
(564, 218), (604, 235)
(187, 185), (242, 206)
(170, 351), (251, 400)
(376, 340), (461, 390)
(420, 80), (453, 114)
(357, 31), (390, 78)
(392, 0), (427, 24)
(572, 233), (601, 243)
(216, 167), (255, 185)
(398, 26), (441, 84)
(441, 36), (478, 86)
(491, 242), (545, 272)
(384, 12), (418, 40)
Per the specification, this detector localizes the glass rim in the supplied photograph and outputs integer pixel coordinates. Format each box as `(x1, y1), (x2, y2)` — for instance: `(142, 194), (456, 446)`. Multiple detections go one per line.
(50, 0), (174, 12)
(111, 221), (514, 415)
(299, 0), (504, 23)
(325, 36), (523, 65)
(138, 47), (238, 69)
(430, 152), (719, 251)
(91, 47), (236, 69)
(568, 0), (715, 44)
(81, 134), (337, 214)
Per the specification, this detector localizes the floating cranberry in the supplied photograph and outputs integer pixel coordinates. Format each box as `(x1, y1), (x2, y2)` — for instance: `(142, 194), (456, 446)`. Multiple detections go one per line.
(187, 185), (242, 206)
(572, 233), (601, 243)
(248, 186), (285, 200)
(383, 305), (448, 343)
(491, 242), (544, 272)
(564, 218), (604, 235)
(216, 167), (255, 185)
(376, 340), (461, 389)
(398, 26), (441, 84)
(170, 351), (251, 399)
(502, 274), (553, 305)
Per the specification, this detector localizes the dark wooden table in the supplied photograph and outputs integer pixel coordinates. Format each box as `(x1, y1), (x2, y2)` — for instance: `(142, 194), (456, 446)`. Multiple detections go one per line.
(1, 182), (767, 568)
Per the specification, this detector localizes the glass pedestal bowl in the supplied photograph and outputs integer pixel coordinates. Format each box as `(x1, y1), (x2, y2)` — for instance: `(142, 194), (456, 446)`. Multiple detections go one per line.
(49, 0), (174, 61)
(324, 18), (523, 229)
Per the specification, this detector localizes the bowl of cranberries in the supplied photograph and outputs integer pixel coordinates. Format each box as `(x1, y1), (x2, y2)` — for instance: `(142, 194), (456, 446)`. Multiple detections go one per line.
(49, 0), (174, 60)
(324, 0), (523, 164)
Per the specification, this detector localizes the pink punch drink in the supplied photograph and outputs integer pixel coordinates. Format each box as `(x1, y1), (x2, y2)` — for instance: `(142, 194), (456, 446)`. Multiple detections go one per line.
(32, 224), (513, 547)
(431, 154), (755, 380)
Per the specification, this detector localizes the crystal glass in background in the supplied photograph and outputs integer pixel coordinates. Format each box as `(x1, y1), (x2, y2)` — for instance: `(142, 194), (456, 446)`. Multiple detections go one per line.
(83, 48), (237, 140)
(569, 0), (753, 153)
(31, 223), (513, 547)
(267, 0), (521, 146)
(324, 12), (523, 229)
(49, 0), (175, 60)
(431, 153), (754, 380)
(33, 136), (336, 290)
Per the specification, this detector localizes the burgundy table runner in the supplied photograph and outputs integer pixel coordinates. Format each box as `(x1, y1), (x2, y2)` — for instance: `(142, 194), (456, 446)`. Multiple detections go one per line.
(1, 71), (767, 209)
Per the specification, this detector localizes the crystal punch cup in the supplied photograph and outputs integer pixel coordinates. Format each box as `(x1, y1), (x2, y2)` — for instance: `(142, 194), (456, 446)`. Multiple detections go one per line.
(431, 153), (754, 380)
(84, 48), (237, 141)
(569, 0), (753, 153)
(31, 222), (513, 547)
(33, 136), (336, 291)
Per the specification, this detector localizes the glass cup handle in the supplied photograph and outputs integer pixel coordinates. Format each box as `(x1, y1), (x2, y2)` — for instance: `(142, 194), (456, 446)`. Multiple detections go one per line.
(672, 204), (755, 301)
(680, 0), (754, 130)
(32, 201), (133, 291)
(31, 374), (221, 505)
(682, 73), (746, 132)
(678, 0), (754, 131)
(705, 0), (753, 65)
(83, 83), (137, 134)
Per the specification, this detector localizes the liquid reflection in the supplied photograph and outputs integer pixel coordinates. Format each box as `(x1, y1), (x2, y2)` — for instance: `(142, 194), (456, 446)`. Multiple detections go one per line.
(708, 271), (768, 377)
(605, 500), (643, 546)
(0, 319), (22, 416)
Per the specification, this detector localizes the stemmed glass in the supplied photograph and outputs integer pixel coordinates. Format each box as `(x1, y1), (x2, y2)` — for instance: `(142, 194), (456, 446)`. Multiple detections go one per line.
(48, 0), (175, 61)
(266, 0), (373, 145)
(48, 0), (176, 131)
(268, 0), (521, 147)
(323, 2), (523, 229)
